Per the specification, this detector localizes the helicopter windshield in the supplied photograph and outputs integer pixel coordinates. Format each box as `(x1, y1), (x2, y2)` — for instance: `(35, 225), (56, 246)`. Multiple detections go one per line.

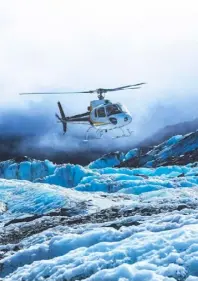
(116, 103), (128, 113)
(106, 104), (123, 116)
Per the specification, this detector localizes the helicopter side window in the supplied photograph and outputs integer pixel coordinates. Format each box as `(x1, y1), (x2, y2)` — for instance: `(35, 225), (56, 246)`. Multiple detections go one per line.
(97, 107), (106, 117)
(94, 109), (97, 118)
(106, 104), (122, 116)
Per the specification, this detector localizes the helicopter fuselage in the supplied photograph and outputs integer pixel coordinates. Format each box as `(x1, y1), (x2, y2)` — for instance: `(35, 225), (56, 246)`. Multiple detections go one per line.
(56, 99), (132, 133)
(89, 102), (132, 130)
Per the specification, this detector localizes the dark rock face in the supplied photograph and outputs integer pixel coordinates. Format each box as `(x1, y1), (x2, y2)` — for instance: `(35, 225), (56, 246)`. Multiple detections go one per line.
(160, 149), (198, 166)
(89, 151), (125, 169)
(118, 148), (198, 168)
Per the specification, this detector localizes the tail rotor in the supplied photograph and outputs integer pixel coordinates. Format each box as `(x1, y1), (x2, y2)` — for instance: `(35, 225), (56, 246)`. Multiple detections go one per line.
(56, 101), (67, 134)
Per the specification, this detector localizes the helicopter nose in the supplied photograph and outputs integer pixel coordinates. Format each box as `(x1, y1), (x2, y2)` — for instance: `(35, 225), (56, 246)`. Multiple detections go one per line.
(124, 114), (132, 124)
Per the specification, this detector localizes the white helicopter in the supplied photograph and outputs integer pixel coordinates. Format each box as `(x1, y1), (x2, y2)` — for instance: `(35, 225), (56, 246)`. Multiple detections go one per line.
(20, 83), (145, 141)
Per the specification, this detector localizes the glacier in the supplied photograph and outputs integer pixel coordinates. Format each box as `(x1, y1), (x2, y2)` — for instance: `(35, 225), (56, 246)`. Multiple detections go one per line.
(0, 131), (198, 280)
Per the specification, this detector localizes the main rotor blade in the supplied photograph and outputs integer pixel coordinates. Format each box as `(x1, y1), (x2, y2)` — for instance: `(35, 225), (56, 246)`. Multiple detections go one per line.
(19, 90), (96, 95)
(102, 83), (146, 92)
(125, 86), (141, 90)
(129, 82), (146, 87)
(19, 83), (146, 95)
(103, 86), (142, 92)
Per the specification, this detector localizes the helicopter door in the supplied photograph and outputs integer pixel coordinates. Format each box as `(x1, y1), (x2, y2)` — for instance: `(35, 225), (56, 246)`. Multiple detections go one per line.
(96, 106), (107, 125)
(97, 107), (106, 117)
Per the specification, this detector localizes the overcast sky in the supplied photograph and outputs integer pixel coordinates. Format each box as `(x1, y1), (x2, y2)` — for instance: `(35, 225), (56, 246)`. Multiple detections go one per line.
(0, 0), (198, 137)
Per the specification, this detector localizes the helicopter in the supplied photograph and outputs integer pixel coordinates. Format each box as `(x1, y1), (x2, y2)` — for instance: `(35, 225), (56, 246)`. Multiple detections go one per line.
(19, 83), (145, 141)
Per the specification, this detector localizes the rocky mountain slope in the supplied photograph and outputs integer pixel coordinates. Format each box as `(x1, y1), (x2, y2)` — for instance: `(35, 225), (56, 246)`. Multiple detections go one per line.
(118, 130), (198, 168)
(141, 118), (198, 147)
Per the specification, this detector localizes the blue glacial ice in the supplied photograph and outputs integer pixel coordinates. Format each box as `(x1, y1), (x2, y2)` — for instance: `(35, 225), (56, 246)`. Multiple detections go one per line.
(0, 131), (198, 280)
(0, 158), (198, 280)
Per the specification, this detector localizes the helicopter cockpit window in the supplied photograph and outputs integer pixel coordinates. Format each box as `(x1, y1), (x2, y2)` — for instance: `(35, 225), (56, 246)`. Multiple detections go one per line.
(117, 103), (128, 113)
(106, 104), (122, 116)
(97, 107), (106, 117)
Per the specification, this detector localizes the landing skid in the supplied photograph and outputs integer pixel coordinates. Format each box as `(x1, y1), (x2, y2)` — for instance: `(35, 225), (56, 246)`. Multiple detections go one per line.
(112, 128), (133, 139)
(83, 127), (133, 142)
(83, 127), (103, 142)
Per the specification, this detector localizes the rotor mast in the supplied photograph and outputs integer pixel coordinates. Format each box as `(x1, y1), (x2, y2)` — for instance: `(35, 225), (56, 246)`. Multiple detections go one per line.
(96, 89), (106, 100)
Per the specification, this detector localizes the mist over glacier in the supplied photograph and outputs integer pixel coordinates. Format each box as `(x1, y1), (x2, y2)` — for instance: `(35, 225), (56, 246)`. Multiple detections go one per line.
(0, 93), (197, 163)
